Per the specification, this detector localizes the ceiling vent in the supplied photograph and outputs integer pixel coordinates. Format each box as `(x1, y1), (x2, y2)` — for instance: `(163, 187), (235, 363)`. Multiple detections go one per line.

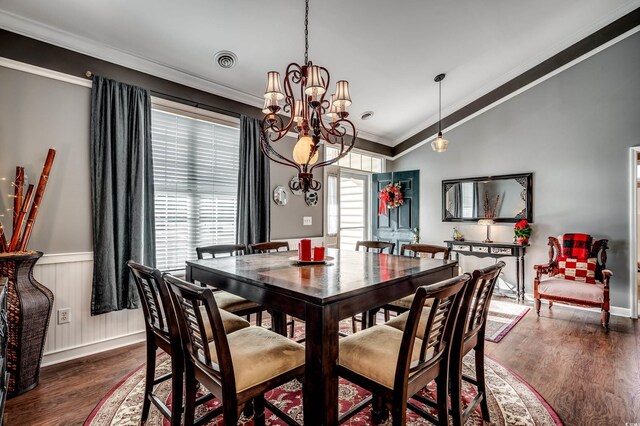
(214, 51), (238, 69)
(360, 111), (374, 120)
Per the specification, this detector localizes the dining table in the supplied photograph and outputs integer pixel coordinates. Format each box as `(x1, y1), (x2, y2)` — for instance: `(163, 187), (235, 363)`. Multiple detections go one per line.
(186, 247), (458, 425)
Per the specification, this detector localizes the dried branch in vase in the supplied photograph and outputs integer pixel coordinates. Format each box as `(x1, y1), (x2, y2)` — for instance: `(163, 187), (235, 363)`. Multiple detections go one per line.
(0, 148), (56, 254)
(483, 192), (501, 219)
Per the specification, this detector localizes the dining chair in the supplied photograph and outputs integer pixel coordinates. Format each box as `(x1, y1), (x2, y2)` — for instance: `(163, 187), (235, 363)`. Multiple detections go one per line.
(164, 274), (305, 426)
(248, 241), (290, 253)
(384, 262), (505, 426)
(380, 244), (451, 322)
(351, 240), (396, 332)
(246, 241), (298, 336)
(194, 244), (265, 327)
(196, 243), (246, 259)
(355, 240), (396, 254)
(449, 261), (505, 426)
(338, 273), (471, 425)
(127, 261), (250, 426)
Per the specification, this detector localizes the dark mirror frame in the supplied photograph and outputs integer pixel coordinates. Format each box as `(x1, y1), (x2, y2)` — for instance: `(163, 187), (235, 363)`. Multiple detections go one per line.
(441, 173), (533, 223)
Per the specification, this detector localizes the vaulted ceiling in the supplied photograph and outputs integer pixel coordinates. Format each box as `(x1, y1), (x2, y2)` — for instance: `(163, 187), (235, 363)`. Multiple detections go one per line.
(1, 0), (638, 146)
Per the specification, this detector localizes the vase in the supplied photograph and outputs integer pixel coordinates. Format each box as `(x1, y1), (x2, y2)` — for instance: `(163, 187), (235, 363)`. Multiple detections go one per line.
(517, 237), (529, 245)
(0, 251), (54, 397)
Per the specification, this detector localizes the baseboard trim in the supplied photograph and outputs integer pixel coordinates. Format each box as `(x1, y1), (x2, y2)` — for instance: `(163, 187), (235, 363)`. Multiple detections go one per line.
(41, 330), (145, 367)
(528, 294), (633, 318)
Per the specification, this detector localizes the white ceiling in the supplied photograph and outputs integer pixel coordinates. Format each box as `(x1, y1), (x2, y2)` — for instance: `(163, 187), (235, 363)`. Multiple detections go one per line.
(1, 0), (639, 146)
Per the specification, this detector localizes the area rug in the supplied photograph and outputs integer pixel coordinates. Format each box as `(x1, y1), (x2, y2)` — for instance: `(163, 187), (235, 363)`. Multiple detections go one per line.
(85, 323), (561, 425)
(485, 300), (530, 343)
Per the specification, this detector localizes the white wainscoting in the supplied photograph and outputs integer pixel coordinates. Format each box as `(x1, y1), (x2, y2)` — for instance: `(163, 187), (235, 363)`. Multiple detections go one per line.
(34, 253), (145, 367)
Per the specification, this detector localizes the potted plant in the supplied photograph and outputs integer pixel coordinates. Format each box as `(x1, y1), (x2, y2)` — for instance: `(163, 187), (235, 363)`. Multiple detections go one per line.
(514, 220), (532, 245)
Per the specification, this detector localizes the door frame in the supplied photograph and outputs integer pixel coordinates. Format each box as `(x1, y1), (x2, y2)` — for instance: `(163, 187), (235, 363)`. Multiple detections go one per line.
(629, 147), (639, 319)
(338, 169), (371, 245)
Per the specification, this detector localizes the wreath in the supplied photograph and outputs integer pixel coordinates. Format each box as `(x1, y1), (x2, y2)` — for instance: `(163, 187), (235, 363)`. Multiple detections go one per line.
(378, 183), (404, 216)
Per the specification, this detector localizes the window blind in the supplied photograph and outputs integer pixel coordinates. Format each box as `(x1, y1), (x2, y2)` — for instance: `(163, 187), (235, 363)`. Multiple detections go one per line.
(151, 108), (240, 272)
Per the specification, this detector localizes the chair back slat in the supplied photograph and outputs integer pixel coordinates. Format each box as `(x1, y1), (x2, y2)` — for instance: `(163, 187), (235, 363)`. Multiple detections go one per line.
(164, 274), (236, 392)
(128, 261), (175, 338)
(248, 241), (290, 253)
(393, 273), (470, 391)
(355, 240), (395, 254)
(196, 244), (246, 259)
(400, 244), (450, 260)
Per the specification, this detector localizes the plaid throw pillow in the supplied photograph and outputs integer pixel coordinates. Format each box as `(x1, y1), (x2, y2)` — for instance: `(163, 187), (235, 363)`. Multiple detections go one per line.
(555, 256), (597, 284)
(561, 233), (593, 259)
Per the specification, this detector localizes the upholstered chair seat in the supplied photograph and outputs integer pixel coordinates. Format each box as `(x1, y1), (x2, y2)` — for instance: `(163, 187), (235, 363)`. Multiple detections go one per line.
(385, 306), (432, 337)
(537, 279), (605, 304)
(203, 326), (305, 393)
(339, 324), (427, 389)
(213, 291), (261, 312)
(387, 295), (433, 311)
(201, 307), (250, 338)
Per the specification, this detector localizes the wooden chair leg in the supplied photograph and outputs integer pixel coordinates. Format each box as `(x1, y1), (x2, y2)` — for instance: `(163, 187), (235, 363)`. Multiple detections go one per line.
(367, 309), (378, 327)
(141, 341), (156, 423)
(169, 357), (184, 426)
(253, 394), (266, 426)
(602, 310), (610, 329)
(371, 394), (388, 424)
(534, 298), (541, 315)
(243, 399), (254, 418)
(391, 398), (407, 426)
(351, 316), (358, 333)
(384, 309), (390, 322)
(475, 343), (491, 422)
(183, 364), (198, 426)
(435, 372), (449, 426)
(449, 357), (464, 426)
(256, 311), (263, 327)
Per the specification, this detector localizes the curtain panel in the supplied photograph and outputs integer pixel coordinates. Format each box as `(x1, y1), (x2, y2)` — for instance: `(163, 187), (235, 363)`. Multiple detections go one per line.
(236, 116), (270, 245)
(89, 76), (155, 315)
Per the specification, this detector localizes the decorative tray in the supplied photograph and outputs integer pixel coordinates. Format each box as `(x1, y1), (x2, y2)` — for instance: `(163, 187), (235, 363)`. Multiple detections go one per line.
(289, 256), (334, 265)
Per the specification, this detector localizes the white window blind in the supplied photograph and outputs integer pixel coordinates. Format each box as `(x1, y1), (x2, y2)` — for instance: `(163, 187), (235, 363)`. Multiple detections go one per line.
(151, 108), (240, 272)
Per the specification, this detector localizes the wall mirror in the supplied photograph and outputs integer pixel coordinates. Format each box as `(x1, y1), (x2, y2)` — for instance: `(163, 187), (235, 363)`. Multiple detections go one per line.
(273, 186), (288, 206)
(442, 173), (532, 222)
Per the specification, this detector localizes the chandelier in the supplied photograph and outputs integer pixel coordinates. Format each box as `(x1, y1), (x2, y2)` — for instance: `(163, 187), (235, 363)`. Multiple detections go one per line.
(260, 0), (356, 193)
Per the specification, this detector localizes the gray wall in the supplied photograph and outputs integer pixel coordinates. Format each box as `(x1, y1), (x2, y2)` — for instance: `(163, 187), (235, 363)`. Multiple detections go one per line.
(269, 135), (324, 239)
(390, 32), (640, 309)
(0, 66), (322, 254)
(0, 67), (93, 253)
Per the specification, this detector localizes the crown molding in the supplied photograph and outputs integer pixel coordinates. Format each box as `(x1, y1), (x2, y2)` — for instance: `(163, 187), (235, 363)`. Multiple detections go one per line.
(0, 10), (265, 108)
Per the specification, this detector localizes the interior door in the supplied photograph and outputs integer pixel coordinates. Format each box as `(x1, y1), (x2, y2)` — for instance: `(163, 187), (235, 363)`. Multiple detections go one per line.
(372, 170), (420, 254)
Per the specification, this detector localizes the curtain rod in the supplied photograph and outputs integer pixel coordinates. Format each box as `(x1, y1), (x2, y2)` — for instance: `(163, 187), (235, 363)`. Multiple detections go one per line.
(84, 70), (242, 119)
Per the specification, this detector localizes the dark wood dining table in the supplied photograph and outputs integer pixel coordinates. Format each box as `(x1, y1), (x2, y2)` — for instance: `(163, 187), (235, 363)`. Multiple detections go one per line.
(186, 248), (457, 425)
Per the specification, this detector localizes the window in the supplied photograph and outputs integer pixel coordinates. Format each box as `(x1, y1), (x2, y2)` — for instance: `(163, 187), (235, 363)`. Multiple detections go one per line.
(325, 146), (383, 172)
(151, 104), (240, 272)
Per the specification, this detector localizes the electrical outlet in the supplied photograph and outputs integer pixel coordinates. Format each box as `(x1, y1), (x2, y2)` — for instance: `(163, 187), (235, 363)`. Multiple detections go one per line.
(57, 308), (70, 324)
(303, 216), (312, 226)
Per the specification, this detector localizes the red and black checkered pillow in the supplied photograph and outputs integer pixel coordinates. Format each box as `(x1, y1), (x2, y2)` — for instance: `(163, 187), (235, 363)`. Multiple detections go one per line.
(561, 233), (593, 259)
(555, 256), (597, 284)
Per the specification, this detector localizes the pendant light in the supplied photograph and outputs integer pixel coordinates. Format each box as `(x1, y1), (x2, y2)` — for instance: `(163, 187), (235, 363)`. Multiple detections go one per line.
(431, 73), (448, 153)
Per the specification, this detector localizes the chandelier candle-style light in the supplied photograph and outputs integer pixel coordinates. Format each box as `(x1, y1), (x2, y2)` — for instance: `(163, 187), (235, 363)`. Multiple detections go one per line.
(260, 0), (356, 193)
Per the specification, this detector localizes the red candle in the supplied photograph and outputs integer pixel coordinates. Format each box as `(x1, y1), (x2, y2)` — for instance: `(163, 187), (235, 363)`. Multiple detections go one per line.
(299, 239), (312, 261)
(313, 246), (325, 261)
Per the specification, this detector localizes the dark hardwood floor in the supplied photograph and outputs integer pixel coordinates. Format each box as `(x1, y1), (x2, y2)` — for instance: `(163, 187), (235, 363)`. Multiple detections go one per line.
(5, 299), (639, 425)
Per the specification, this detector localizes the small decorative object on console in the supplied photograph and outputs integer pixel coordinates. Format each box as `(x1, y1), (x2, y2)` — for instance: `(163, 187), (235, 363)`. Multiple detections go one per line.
(452, 227), (464, 241)
(378, 182), (403, 216)
(514, 220), (532, 245)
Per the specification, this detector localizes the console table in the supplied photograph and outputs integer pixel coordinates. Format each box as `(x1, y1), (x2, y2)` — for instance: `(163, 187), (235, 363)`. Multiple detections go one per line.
(444, 240), (528, 302)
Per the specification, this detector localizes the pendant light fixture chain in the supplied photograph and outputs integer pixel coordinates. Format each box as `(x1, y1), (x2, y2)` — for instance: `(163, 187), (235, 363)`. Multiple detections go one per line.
(304, 0), (310, 65)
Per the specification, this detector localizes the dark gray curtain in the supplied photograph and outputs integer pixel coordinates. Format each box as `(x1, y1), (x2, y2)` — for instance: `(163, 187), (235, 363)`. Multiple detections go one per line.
(236, 115), (270, 245)
(90, 76), (155, 315)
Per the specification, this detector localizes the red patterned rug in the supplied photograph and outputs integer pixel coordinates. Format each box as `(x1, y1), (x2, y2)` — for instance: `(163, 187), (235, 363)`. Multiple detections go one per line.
(85, 320), (561, 426)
